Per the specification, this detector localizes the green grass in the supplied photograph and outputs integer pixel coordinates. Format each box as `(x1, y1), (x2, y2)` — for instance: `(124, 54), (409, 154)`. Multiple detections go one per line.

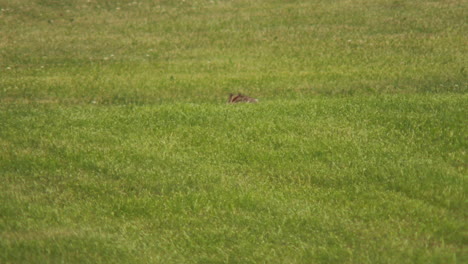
(0, 0), (467, 263)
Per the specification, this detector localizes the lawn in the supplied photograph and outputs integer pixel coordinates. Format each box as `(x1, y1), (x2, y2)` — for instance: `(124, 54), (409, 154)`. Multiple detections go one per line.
(0, 0), (467, 263)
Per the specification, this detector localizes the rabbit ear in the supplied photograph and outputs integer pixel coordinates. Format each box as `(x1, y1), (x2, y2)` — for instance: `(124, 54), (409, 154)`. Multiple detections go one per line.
(232, 94), (242, 103)
(228, 93), (257, 103)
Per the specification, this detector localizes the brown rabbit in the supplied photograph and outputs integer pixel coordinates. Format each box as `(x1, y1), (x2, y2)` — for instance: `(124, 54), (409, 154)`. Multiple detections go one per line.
(227, 93), (258, 104)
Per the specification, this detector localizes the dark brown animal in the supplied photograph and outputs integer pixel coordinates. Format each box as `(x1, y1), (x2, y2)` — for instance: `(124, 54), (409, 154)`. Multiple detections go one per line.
(227, 93), (258, 104)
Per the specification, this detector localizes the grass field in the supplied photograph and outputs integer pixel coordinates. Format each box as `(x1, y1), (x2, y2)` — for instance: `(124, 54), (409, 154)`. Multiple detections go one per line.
(1, 0), (467, 263)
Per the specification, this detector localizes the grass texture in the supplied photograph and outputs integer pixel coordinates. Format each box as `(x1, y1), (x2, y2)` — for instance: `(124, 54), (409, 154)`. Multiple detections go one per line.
(0, 0), (467, 263)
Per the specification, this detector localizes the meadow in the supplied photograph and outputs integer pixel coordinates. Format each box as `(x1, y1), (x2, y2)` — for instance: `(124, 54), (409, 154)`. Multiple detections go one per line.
(0, 0), (467, 263)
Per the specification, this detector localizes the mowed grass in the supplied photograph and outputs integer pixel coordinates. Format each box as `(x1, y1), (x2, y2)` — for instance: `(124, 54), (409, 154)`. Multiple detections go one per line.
(0, 0), (467, 263)
(1, 0), (466, 103)
(1, 96), (466, 263)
